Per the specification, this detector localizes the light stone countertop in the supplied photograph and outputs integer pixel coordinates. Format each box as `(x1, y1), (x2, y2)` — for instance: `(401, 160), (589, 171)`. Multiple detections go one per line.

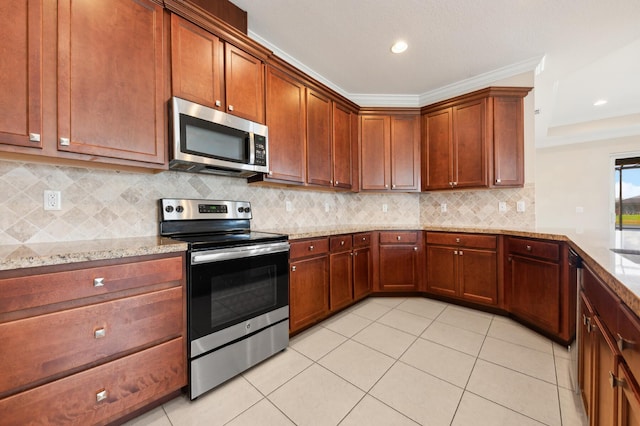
(0, 237), (188, 272)
(2, 226), (639, 318)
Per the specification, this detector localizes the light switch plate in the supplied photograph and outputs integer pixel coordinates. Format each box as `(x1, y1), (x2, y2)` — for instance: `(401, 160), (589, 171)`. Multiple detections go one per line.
(440, 203), (447, 213)
(498, 202), (507, 212)
(516, 200), (525, 212)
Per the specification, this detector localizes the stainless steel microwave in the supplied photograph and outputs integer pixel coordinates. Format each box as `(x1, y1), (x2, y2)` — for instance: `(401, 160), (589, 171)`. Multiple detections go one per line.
(169, 97), (269, 177)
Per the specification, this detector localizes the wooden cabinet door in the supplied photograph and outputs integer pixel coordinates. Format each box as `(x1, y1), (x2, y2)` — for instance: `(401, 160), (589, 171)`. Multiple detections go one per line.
(390, 115), (420, 191)
(353, 246), (371, 301)
(170, 14), (223, 109)
(459, 248), (497, 305)
(492, 96), (524, 187)
(579, 292), (596, 418)
(452, 99), (487, 188)
(507, 255), (561, 334)
(617, 362), (640, 426)
(0, 0), (42, 149)
(379, 245), (419, 292)
(224, 43), (264, 123)
(289, 256), (328, 333)
(57, 0), (165, 164)
(360, 115), (390, 190)
(592, 315), (619, 426)
(422, 108), (452, 190)
(329, 250), (353, 311)
(306, 89), (332, 186)
(265, 66), (306, 183)
(426, 246), (457, 297)
(332, 102), (354, 190)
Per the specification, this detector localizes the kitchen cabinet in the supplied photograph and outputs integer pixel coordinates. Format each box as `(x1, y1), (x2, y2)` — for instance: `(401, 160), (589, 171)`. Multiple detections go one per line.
(617, 362), (640, 426)
(426, 232), (498, 307)
(377, 231), (423, 292)
(306, 89), (332, 187)
(289, 238), (329, 333)
(421, 87), (531, 190)
(329, 235), (354, 311)
(57, 0), (167, 164)
(352, 232), (373, 301)
(332, 102), (357, 190)
(0, 0), (42, 149)
(170, 13), (265, 123)
(360, 111), (420, 192)
(0, 253), (187, 424)
(505, 236), (574, 344)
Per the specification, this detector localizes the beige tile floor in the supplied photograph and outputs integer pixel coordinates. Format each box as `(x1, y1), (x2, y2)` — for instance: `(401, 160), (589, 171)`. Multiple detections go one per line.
(124, 297), (589, 426)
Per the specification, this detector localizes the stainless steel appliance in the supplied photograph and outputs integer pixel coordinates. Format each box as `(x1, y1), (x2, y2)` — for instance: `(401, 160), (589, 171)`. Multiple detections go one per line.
(568, 248), (583, 394)
(159, 198), (289, 400)
(169, 97), (269, 177)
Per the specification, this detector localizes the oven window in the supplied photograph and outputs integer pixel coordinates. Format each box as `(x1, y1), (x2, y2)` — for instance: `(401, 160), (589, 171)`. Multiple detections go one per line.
(189, 250), (288, 341)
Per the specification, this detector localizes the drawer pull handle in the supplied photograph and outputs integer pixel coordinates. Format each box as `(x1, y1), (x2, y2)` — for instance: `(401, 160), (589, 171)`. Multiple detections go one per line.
(93, 278), (105, 287)
(609, 371), (625, 388)
(96, 389), (108, 403)
(340, 241), (345, 246)
(291, 266), (297, 272)
(397, 236), (401, 241)
(617, 334), (636, 351)
(94, 328), (106, 339)
(309, 245), (314, 251)
(526, 245), (532, 251)
(455, 238), (460, 243)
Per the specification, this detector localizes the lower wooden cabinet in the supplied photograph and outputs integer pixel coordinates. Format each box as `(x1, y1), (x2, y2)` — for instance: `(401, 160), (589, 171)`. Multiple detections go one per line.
(377, 231), (423, 292)
(0, 253), (187, 424)
(352, 233), (372, 301)
(289, 238), (329, 333)
(618, 362), (640, 426)
(425, 232), (498, 306)
(329, 235), (354, 311)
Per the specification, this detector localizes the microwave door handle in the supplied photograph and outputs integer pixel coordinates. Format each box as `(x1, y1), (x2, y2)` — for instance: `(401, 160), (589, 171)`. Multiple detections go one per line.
(248, 133), (256, 165)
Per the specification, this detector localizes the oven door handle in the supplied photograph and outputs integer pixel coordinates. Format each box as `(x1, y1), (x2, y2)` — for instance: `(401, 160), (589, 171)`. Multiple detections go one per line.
(191, 241), (290, 264)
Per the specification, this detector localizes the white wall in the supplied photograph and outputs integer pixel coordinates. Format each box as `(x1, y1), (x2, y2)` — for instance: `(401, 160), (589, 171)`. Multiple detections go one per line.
(535, 135), (639, 240)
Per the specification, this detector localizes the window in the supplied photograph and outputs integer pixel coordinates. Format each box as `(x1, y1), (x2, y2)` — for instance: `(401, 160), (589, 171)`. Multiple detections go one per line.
(615, 157), (640, 230)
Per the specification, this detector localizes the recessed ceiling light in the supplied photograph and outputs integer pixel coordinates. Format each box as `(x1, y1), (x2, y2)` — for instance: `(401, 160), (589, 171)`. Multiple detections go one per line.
(593, 99), (608, 106)
(391, 41), (408, 54)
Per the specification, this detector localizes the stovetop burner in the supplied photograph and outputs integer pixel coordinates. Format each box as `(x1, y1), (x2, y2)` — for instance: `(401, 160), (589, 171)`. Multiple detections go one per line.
(159, 198), (287, 250)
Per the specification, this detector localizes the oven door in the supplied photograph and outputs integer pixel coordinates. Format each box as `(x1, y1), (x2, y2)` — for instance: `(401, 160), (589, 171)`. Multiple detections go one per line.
(189, 241), (289, 357)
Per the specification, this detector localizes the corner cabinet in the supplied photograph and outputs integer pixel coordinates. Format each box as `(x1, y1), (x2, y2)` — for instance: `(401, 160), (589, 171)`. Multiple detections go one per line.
(377, 231), (424, 292)
(0, 253), (187, 425)
(421, 87), (531, 190)
(360, 110), (420, 192)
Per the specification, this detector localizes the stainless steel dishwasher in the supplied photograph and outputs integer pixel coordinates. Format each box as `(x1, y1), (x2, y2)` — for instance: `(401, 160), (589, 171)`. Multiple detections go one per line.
(568, 248), (583, 393)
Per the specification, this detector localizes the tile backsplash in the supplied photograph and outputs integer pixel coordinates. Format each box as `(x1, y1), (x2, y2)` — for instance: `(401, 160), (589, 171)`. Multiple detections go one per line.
(0, 160), (534, 244)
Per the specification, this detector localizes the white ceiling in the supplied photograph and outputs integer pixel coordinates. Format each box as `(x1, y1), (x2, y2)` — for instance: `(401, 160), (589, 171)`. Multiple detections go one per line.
(229, 0), (640, 147)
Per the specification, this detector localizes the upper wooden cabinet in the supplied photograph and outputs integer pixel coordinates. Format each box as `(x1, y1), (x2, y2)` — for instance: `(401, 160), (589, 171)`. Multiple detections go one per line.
(332, 102), (357, 190)
(421, 87), (531, 191)
(360, 110), (420, 192)
(0, 0), (42, 149)
(306, 89), (332, 187)
(170, 14), (264, 123)
(57, 0), (167, 164)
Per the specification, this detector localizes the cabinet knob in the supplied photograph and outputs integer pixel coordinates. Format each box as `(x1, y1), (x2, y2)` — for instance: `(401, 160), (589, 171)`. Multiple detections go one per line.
(350, 252), (354, 256)
(454, 250), (458, 255)
(309, 245), (314, 251)
(496, 178), (502, 183)
(93, 277), (105, 287)
(459, 250), (463, 256)
(397, 236), (401, 241)
(340, 240), (345, 246)
(385, 184), (389, 189)
(228, 105), (234, 111)
(96, 389), (108, 403)
(414, 247), (418, 251)
(455, 238), (460, 243)
(29, 133), (41, 142)
(392, 184), (396, 189)
(362, 237), (366, 241)
(335, 180), (339, 185)
(617, 333), (636, 352)
(59, 137), (70, 146)
(215, 100), (222, 107)
(291, 266), (297, 272)
(526, 245), (532, 251)
(94, 328), (106, 339)
(453, 182), (458, 186)
(609, 371), (625, 388)
(268, 170), (273, 175)
(354, 252), (358, 256)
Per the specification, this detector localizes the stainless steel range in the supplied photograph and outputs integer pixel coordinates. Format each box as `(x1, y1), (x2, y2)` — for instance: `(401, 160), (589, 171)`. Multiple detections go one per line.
(159, 198), (289, 400)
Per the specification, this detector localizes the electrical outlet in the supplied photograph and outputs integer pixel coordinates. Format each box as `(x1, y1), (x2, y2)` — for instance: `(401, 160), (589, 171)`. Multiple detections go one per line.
(44, 190), (61, 211)
(382, 204), (388, 213)
(440, 203), (447, 213)
(498, 202), (507, 212)
(324, 202), (330, 212)
(285, 201), (293, 212)
(516, 200), (525, 213)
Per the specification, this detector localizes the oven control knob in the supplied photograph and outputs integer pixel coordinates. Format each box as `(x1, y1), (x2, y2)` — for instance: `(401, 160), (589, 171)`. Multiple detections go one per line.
(237, 207), (244, 213)
(176, 206), (184, 213)
(165, 206), (174, 213)
(243, 207), (251, 213)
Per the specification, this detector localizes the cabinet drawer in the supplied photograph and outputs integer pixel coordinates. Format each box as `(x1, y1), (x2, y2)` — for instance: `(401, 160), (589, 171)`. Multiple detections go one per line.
(618, 304), (640, 380)
(0, 337), (186, 426)
(426, 232), (496, 249)
(353, 232), (372, 248)
(0, 287), (183, 396)
(330, 235), (353, 252)
(290, 238), (329, 259)
(507, 237), (559, 261)
(0, 255), (184, 314)
(380, 231), (418, 245)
